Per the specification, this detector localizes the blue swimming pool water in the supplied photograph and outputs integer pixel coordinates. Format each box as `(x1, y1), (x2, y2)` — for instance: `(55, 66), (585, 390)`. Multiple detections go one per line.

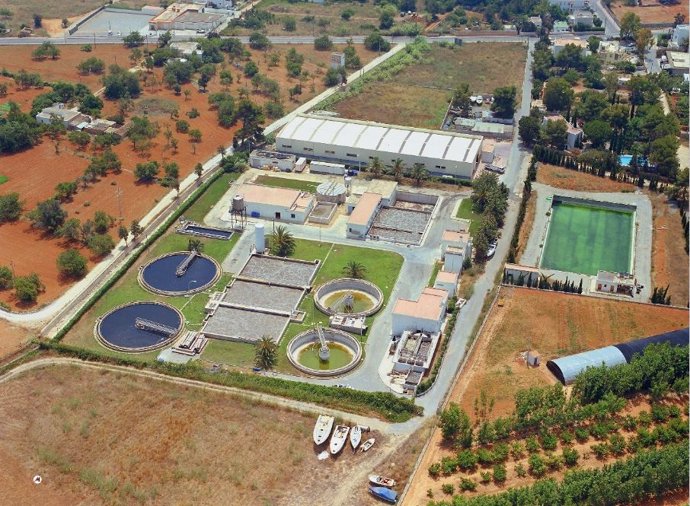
(619, 155), (632, 167)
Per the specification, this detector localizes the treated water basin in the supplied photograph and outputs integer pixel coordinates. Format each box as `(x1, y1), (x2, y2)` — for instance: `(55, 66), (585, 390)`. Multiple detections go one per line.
(296, 342), (354, 371)
(321, 290), (377, 314)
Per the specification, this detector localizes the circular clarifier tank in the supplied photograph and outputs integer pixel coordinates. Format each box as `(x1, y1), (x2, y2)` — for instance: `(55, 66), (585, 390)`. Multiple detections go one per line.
(139, 251), (221, 296)
(314, 278), (383, 317)
(287, 328), (362, 377)
(95, 302), (183, 352)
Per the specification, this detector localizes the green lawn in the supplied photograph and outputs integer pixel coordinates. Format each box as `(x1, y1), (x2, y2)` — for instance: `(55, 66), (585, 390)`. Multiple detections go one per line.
(254, 175), (321, 193)
(428, 261), (442, 287)
(62, 173), (240, 356)
(456, 198), (481, 236)
(202, 239), (404, 374)
(0, 175), (7, 185)
(540, 202), (634, 276)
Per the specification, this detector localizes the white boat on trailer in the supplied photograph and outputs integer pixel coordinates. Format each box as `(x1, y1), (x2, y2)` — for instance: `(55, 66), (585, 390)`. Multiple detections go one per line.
(350, 425), (362, 450)
(330, 425), (350, 454)
(369, 475), (397, 488)
(361, 438), (375, 452)
(313, 415), (334, 445)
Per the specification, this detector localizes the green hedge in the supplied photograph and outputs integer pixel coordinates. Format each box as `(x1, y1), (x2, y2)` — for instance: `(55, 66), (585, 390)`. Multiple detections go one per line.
(39, 341), (422, 422)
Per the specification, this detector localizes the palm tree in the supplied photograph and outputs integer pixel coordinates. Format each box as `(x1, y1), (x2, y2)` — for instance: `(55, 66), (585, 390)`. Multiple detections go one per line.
(368, 156), (384, 179)
(392, 158), (405, 182)
(270, 225), (295, 257)
(254, 336), (278, 370)
(411, 163), (428, 187)
(342, 261), (367, 279)
(187, 238), (203, 252)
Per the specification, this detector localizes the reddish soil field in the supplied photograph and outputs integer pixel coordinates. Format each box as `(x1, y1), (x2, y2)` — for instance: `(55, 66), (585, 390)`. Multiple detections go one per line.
(610, 0), (688, 25)
(0, 44), (136, 91)
(0, 43), (374, 310)
(0, 319), (33, 360)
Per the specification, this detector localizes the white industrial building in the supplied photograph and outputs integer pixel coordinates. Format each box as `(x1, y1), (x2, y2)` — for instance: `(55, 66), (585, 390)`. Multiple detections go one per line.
(249, 149), (296, 171)
(235, 183), (315, 224)
(391, 287), (448, 336)
(434, 269), (459, 295)
(276, 114), (483, 180)
(670, 24), (688, 49)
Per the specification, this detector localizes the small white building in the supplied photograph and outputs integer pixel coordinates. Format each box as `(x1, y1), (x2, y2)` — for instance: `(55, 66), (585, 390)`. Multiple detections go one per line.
(528, 16), (543, 30)
(309, 160), (346, 175)
(553, 20), (570, 33)
(481, 139), (495, 164)
(237, 183), (315, 224)
(548, 0), (589, 11)
(670, 24), (688, 49)
(347, 192), (381, 238)
(392, 287), (448, 336)
(542, 115), (583, 149)
(35, 104), (89, 128)
(441, 229), (472, 260)
(595, 270), (634, 296)
(434, 269), (459, 295)
(330, 52), (345, 69)
(170, 41), (202, 56)
(444, 247), (466, 273)
(664, 51), (690, 76)
(249, 150), (296, 171)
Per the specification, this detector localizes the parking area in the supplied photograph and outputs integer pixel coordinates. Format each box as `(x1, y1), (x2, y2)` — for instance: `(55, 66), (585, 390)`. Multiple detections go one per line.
(222, 280), (304, 314)
(239, 255), (318, 288)
(75, 8), (152, 35)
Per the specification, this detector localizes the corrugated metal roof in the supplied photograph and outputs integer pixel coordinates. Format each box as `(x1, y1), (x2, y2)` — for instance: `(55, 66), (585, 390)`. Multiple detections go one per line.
(614, 328), (688, 362)
(546, 346), (627, 385)
(278, 114), (482, 164)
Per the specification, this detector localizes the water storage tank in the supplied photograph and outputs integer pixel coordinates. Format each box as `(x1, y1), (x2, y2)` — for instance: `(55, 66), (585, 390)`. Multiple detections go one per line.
(316, 181), (347, 204)
(255, 223), (265, 254)
(344, 176), (352, 196)
(232, 194), (245, 212)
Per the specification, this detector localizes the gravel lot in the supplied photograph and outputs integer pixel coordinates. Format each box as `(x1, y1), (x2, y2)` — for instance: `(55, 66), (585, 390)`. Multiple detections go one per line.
(239, 255), (318, 288)
(222, 280), (304, 314)
(203, 306), (289, 343)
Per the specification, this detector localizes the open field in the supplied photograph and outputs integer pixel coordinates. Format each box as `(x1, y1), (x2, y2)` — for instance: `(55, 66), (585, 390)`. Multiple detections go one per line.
(537, 164), (636, 193)
(254, 174), (321, 192)
(448, 287), (687, 419)
(0, 43), (374, 310)
(516, 191), (537, 263)
(610, 0), (688, 26)
(0, 0), (151, 35)
(200, 238), (404, 374)
(0, 364), (397, 505)
(224, 0), (423, 37)
(649, 192), (689, 307)
(330, 42), (527, 129)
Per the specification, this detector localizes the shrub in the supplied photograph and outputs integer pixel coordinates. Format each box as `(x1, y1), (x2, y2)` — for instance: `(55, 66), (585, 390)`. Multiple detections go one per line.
(57, 249), (88, 278)
(511, 441), (525, 460)
(493, 443), (510, 463)
(87, 234), (115, 257)
(528, 454), (546, 477)
(545, 453), (563, 471)
(0, 265), (13, 289)
(428, 462), (441, 478)
(609, 434), (627, 456)
(515, 462), (527, 477)
(441, 483), (454, 495)
(559, 431), (574, 445)
(456, 449), (478, 471)
(459, 477), (477, 491)
(14, 273), (43, 302)
(479, 471), (491, 484)
(440, 456), (457, 475)
(575, 427), (590, 443)
(526, 436), (540, 453)
(477, 448), (494, 467)
(0, 193), (23, 222)
(562, 447), (579, 466)
(314, 35), (333, 51)
(176, 119), (189, 133)
(493, 464), (507, 484)
(591, 443), (610, 459)
(622, 415), (638, 431)
(540, 432), (558, 451)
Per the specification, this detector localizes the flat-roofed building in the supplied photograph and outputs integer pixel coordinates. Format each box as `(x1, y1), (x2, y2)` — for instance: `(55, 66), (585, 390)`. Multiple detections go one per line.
(236, 183), (315, 224)
(664, 51), (689, 77)
(149, 2), (225, 31)
(441, 229), (472, 260)
(35, 104), (89, 128)
(434, 269), (459, 295)
(347, 192), (381, 238)
(276, 114), (483, 180)
(392, 287), (448, 335)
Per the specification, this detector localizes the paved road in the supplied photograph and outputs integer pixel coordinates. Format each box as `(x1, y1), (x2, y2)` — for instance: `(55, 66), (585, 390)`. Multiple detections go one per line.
(590, 0), (620, 38)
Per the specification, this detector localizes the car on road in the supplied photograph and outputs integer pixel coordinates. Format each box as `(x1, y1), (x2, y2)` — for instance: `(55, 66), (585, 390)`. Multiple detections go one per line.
(487, 240), (498, 258)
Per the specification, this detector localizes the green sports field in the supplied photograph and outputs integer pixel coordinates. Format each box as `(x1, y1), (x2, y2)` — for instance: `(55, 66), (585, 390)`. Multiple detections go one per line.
(540, 201), (634, 276)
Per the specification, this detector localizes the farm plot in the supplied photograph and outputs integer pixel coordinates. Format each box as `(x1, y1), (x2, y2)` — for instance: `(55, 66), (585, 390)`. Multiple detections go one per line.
(0, 364), (394, 505)
(404, 286), (688, 504)
(610, 0), (688, 26)
(330, 42), (527, 129)
(0, 43), (373, 310)
(223, 0), (423, 37)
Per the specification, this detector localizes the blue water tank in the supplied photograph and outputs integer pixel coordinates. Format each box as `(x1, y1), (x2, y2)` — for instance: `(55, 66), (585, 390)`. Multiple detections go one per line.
(251, 211), (260, 218)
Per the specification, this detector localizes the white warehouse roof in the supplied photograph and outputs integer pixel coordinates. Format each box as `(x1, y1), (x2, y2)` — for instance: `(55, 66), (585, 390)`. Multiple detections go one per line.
(278, 115), (482, 165)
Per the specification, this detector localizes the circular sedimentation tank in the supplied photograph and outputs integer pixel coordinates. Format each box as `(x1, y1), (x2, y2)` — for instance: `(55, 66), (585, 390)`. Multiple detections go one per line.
(95, 301), (183, 352)
(287, 328), (362, 377)
(139, 251), (221, 296)
(314, 278), (383, 317)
